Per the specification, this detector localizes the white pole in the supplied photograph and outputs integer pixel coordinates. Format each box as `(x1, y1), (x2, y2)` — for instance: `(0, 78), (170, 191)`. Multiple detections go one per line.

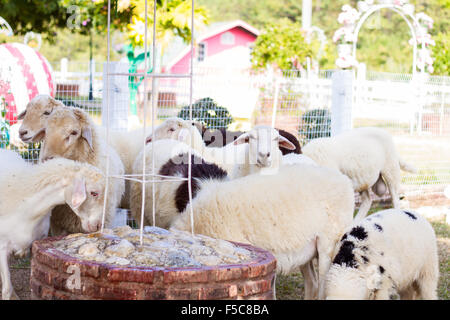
(302, 0), (312, 30)
(101, 0), (111, 233)
(271, 77), (279, 128)
(188, 0), (195, 235)
(331, 70), (353, 136)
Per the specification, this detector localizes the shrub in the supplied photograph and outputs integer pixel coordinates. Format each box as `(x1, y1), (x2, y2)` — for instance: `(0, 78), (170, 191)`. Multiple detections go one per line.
(178, 97), (233, 129)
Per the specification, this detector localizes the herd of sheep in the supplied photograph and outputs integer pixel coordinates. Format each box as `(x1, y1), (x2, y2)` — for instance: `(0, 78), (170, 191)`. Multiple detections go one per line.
(0, 94), (439, 300)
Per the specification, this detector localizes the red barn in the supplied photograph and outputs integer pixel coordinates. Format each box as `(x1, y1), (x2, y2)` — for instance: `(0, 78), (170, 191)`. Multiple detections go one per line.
(162, 20), (260, 74)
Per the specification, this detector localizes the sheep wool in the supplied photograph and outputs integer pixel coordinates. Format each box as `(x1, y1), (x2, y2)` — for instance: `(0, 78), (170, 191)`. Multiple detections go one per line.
(302, 127), (417, 220)
(325, 208), (439, 300)
(171, 164), (355, 299)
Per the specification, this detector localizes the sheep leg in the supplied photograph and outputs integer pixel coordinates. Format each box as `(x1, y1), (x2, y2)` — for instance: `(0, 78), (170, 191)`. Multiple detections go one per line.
(381, 168), (401, 209)
(300, 261), (318, 300)
(316, 238), (332, 300)
(354, 190), (372, 221)
(0, 247), (18, 300)
(416, 269), (439, 300)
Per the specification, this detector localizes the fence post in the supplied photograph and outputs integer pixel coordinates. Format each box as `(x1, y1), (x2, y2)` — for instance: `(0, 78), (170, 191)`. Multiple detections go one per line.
(102, 62), (129, 131)
(330, 70), (353, 136)
(271, 76), (280, 128)
(61, 58), (68, 81)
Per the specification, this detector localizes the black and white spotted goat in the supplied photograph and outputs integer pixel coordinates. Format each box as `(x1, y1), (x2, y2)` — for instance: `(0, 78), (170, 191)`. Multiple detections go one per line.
(325, 208), (439, 300)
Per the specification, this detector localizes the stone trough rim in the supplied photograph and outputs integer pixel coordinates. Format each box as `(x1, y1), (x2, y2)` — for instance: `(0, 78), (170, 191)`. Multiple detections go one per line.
(32, 235), (277, 283)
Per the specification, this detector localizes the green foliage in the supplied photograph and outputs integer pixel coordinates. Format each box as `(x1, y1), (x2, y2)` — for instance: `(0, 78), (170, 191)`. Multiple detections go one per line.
(432, 32), (450, 75)
(251, 19), (313, 71)
(127, 0), (209, 49)
(298, 108), (331, 144)
(0, 0), (66, 42)
(178, 97), (233, 129)
(0, 0), (133, 42)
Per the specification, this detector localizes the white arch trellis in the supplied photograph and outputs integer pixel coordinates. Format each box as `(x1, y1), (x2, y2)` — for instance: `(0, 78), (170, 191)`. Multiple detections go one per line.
(333, 0), (435, 74)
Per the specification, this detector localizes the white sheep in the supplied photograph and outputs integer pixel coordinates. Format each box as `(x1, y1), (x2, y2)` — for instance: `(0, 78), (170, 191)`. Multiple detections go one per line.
(33, 107), (125, 235)
(170, 164), (355, 300)
(146, 118), (296, 177)
(325, 208), (439, 300)
(17, 94), (66, 143)
(302, 127), (417, 221)
(0, 149), (107, 300)
(130, 123), (297, 230)
(17, 94), (150, 209)
(129, 139), (210, 229)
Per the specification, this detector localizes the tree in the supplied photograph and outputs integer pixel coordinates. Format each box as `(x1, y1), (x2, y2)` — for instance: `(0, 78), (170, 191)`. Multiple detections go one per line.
(126, 0), (208, 50)
(0, 0), (133, 42)
(251, 19), (313, 71)
(432, 32), (450, 75)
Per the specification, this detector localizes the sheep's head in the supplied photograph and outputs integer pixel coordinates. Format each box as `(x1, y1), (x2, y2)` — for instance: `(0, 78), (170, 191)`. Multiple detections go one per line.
(325, 264), (368, 300)
(18, 94), (65, 143)
(36, 108), (94, 162)
(145, 117), (203, 149)
(146, 118), (188, 143)
(233, 125), (296, 170)
(64, 164), (106, 233)
(325, 264), (397, 300)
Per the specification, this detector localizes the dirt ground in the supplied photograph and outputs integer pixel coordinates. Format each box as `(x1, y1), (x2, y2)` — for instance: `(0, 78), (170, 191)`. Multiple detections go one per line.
(1, 220), (449, 300)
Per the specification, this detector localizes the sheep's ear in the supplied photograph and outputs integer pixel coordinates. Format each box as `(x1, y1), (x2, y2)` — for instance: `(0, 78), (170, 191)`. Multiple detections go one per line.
(233, 133), (250, 145)
(32, 128), (46, 142)
(278, 136), (296, 150)
(49, 97), (63, 107)
(81, 127), (93, 150)
(17, 110), (26, 120)
(72, 108), (89, 124)
(71, 177), (87, 209)
(366, 265), (382, 290)
(191, 120), (204, 134)
(145, 135), (152, 144)
(178, 128), (190, 142)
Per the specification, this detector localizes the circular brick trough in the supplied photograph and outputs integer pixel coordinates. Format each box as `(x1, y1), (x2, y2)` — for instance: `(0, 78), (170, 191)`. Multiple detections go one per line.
(30, 236), (277, 300)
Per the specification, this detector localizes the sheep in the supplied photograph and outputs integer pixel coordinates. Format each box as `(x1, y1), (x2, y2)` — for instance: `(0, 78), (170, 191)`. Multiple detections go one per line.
(302, 127), (417, 221)
(325, 208), (439, 300)
(130, 139), (228, 229)
(0, 149), (107, 300)
(131, 124), (297, 229)
(192, 120), (302, 155)
(170, 164), (355, 300)
(17, 95), (66, 143)
(146, 118), (296, 177)
(33, 107), (125, 236)
(17, 94), (150, 209)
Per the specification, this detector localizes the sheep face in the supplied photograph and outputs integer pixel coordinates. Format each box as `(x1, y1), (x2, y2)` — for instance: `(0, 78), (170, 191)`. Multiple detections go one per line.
(37, 108), (94, 162)
(64, 168), (106, 233)
(145, 117), (188, 144)
(233, 125), (296, 169)
(18, 95), (64, 143)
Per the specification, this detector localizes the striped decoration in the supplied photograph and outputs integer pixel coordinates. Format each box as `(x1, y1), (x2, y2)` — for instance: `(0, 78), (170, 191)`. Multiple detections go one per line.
(0, 42), (55, 125)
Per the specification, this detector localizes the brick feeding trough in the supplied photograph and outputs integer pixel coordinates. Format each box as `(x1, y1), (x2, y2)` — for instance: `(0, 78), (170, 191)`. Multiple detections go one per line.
(30, 236), (277, 300)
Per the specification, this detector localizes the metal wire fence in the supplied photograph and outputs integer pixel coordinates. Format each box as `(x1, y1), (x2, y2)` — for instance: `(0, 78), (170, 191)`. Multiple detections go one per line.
(1, 61), (449, 208)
